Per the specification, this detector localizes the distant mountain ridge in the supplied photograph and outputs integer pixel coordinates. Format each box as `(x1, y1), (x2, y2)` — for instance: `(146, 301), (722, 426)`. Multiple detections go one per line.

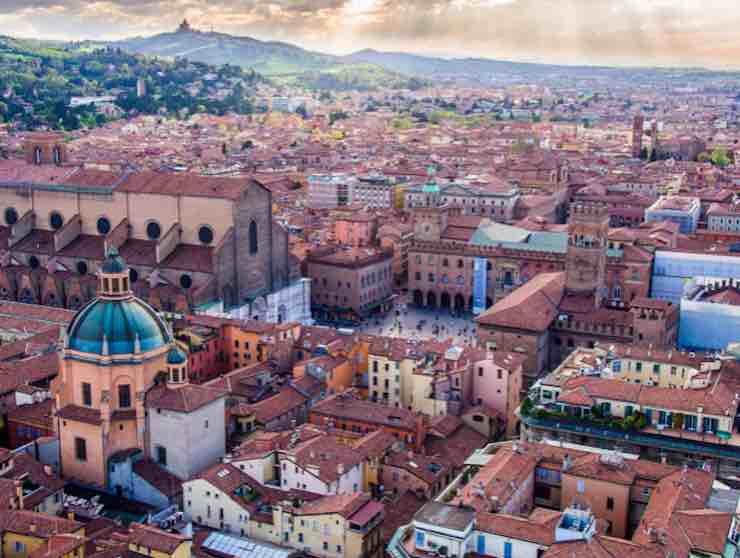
(108, 27), (732, 85)
(112, 29), (337, 75)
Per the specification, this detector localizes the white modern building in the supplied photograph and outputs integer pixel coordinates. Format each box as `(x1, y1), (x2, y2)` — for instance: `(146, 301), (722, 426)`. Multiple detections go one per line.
(307, 174), (356, 209)
(645, 196), (701, 234)
(679, 276), (740, 351)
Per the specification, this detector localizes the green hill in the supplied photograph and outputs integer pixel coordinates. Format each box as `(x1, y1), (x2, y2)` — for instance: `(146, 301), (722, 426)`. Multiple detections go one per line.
(0, 36), (259, 131)
(111, 29), (427, 90)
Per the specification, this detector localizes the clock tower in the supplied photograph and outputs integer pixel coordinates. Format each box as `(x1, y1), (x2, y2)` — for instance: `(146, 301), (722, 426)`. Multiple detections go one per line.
(565, 202), (609, 307)
(412, 166), (448, 242)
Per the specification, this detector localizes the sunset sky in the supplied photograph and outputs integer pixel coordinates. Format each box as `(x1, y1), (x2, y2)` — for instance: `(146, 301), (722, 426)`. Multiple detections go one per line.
(3, 0), (740, 69)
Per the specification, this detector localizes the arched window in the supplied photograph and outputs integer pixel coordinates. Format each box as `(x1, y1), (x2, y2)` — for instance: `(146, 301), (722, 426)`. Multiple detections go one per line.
(49, 211), (64, 230)
(180, 274), (192, 289)
(4, 207), (17, 226)
(97, 217), (111, 235)
(198, 225), (214, 245)
(34, 147), (42, 165)
(146, 221), (161, 240)
(248, 220), (258, 255)
(53, 147), (62, 165)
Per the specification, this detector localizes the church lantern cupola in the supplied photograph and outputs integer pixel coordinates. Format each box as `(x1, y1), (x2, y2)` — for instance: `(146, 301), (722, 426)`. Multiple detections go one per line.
(98, 246), (131, 298)
(166, 345), (189, 385)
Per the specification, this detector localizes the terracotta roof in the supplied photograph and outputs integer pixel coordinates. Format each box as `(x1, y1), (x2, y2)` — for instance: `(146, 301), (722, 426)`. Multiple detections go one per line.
(132, 460), (183, 497)
(286, 433), (365, 484)
(160, 244), (214, 273)
(293, 493), (370, 519)
(476, 508), (561, 545)
(145, 384), (225, 413)
(9, 399), (54, 429)
(673, 509), (733, 555)
(388, 450), (451, 485)
(56, 404), (102, 425)
(355, 430), (397, 459)
(116, 171), (260, 200)
(476, 271), (565, 332)
(454, 447), (538, 512)
(241, 385), (307, 424)
(0, 509), (83, 538)
(425, 423), (487, 469)
(565, 454), (637, 486)
(543, 534), (653, 558)
(310, 391), (419, 432)
(128, 523), (188, 554)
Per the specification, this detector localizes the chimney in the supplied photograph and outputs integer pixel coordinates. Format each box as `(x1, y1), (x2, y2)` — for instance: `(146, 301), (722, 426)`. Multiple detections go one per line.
(14, 480), (22, 504)
(414, 414), (426, 452)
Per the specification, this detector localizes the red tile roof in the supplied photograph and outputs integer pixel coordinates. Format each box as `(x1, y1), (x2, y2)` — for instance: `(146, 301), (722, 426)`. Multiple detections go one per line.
(476, 271), (565, 332)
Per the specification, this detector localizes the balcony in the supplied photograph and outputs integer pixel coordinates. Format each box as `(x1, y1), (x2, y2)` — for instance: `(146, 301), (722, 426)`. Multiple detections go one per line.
(521, 414), (740, 461)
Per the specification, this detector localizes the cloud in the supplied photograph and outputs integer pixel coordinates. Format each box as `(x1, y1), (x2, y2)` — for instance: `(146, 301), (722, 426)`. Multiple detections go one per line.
(3, 0), (740, 68)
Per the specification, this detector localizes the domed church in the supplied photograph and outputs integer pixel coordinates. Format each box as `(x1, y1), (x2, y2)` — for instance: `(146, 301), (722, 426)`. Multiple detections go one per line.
(53, 247), (198, 487)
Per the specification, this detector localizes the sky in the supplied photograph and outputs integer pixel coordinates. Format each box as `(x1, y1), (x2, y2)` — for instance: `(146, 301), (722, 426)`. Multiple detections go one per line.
(3, 0), (740, 69)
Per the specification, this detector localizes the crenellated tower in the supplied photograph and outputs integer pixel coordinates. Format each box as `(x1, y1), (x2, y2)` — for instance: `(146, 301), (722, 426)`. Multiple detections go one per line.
(565, 202), (609, 307)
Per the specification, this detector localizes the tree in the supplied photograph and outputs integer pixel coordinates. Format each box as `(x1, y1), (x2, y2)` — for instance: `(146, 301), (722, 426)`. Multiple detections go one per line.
(328, 110), (348, 126)
(710, 147), (731, 168)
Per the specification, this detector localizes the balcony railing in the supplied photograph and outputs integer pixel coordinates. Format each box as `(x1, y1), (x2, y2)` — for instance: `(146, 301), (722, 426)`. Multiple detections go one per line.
(522, 414), (740, 461)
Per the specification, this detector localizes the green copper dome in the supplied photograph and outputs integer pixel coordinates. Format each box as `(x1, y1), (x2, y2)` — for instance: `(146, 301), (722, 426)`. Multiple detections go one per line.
(67, 297), (171, 356)
(167, 345), (188, 365)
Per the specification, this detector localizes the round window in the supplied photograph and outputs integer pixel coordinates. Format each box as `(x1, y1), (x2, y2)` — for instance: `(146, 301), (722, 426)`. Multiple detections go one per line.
(198, 225), (214, 245)
(129, 268), (139, 283)
(28, 256), (40, 269)
(180, 274), (192, 289)
(49, 212), (64, 230)
(76, 261), (88, 275)
(4, 208), (18, 226)
(97, 217), (111, 235)
(146, 221), (161, 240)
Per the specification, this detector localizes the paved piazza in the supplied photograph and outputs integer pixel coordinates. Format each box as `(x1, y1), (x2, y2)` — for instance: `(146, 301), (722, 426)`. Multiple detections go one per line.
(357, 302), (480, 346)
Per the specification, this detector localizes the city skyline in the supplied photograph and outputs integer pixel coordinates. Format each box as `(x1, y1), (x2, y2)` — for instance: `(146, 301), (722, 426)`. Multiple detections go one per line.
(5, 0), (740, 70)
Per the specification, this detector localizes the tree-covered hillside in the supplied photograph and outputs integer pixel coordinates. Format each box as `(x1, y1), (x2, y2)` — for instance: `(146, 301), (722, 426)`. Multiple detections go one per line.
(0, 36), (260, 131)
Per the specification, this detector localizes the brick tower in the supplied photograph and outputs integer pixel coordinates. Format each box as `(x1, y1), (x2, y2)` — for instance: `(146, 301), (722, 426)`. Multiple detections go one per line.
(651, 119), (660, 156)
(565, 202), (609, 307)
(632, 115), (644, 158)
